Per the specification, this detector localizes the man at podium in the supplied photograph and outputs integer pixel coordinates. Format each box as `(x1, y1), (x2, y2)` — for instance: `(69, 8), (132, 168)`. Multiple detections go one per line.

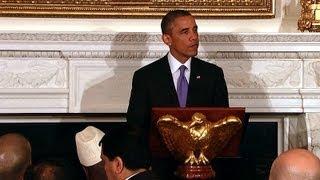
(126, 10), (229, 179)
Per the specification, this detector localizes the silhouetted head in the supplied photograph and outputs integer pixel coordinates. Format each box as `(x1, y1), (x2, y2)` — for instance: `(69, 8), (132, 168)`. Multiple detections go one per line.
(100, 129), (151, 180)
(82, 161), (106, 180)
(0, 133), (31, 180)
(25, 158), (84, 180)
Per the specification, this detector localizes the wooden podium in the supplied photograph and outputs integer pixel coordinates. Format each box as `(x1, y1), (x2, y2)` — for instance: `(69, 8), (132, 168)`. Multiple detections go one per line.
(150, 107), (246, 179)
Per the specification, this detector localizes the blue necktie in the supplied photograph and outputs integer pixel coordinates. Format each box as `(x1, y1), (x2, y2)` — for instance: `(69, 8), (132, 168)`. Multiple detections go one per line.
(177, 65), (188, 107)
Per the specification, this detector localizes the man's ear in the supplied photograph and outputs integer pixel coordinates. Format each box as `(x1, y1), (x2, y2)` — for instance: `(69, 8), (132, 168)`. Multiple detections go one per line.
(162, 34), (172, 46)
(113, 156), (124, 174)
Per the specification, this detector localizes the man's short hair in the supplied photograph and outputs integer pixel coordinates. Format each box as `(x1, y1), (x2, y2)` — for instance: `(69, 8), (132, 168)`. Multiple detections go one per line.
(100, 129), (151, 171)
(161, 10), (192, 34)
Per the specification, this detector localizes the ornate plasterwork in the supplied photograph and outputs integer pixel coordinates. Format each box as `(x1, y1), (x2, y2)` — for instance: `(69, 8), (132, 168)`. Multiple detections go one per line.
(0, 33), (162, 42)
(229, 94), (302, 99)
(311, 61), (320, 87)
(0, 51), (63, 58)
(218, 61), (301, 88)
(0, 51), (313, 62)
(0, 59), (66, 88)
(63, 51), (166, 59)
(0, 50), (306, 60)
(298, 52), (320, 59)
(1, 33), (320, 43)
(0, 50), (318, 61)
(215, 52), (301, 60)
(305, 61), (320, 88)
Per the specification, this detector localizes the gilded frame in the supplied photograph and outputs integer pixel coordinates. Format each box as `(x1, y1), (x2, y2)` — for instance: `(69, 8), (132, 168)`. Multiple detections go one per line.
(298, 0), (320, 32)
(0, 0), (275, 18)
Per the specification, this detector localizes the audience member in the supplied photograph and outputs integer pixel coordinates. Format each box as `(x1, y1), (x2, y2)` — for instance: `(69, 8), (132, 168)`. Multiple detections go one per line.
(100, 129), (152, 180)
(24, 158), (84, 180)
(269, 148), (320, 180)
(0, 133), (31, 180)
(76, 126), (106, 180)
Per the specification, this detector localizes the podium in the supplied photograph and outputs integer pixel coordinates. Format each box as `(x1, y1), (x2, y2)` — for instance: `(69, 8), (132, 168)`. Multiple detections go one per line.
(150, 107), (246, 179)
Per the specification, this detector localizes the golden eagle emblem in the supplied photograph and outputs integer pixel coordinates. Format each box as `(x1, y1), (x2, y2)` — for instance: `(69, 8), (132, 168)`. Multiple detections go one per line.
(157, 112), (242, 165)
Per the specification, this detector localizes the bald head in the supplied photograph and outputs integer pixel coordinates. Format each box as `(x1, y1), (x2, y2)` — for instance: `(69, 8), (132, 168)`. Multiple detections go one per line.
(269, 149), (320, 180)
(0, 133), (31, 180)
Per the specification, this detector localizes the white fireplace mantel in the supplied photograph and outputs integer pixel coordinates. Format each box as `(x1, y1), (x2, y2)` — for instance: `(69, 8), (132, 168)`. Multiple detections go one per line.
(0, 32), (319, 113)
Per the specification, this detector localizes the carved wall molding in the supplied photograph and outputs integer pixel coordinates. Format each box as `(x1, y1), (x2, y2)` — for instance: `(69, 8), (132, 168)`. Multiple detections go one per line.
(305, 61), (320, 88)
(219, 61), (302, 88)
(0, 59), (67, 88)
(299, 52), (320, 59)
(0, 50), (318, 61)
(0, 51), (63, 58)
(229, 94), (302, 99)
(0, 33), (162, 42)
(200, 34), (320, 43)
(64, 51), (166, 59)
(215, 52), (299, 60)
(1, 33), (320, 43)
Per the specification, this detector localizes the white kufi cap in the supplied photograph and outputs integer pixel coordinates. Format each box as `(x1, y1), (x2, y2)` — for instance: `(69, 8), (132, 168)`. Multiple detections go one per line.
(75, 126), (105, 167)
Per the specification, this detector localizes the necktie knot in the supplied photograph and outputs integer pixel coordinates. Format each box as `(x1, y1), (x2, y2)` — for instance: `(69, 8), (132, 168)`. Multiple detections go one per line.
(179, 65), (187, 75)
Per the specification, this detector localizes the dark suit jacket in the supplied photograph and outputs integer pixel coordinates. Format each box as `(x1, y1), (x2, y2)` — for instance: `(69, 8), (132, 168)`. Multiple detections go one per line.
(127, 55), (229, 136)
(126, 55), (229, 179)
(129, 170), (153, 180)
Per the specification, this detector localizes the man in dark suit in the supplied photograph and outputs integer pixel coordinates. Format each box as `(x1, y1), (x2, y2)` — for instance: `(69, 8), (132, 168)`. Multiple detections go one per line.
(126, 9), (229, 179)
(127, 9), (229, 140)
(100, 129), (153, 180)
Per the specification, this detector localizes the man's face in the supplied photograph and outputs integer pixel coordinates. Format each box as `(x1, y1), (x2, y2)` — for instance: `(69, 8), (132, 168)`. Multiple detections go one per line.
(101, 154), (118, 180)
(163, 15), (199, 63)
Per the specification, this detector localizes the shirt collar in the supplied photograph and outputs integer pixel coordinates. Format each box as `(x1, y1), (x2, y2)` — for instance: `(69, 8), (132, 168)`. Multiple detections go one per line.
(125, 170), (146, 180)
(167, 52), (191, 74)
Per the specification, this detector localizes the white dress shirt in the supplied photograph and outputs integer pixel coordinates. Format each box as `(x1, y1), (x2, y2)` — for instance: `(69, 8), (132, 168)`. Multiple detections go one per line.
(167, 52), (191, 91)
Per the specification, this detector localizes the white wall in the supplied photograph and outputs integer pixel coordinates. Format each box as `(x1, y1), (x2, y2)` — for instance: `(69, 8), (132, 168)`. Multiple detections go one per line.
(0, 0), (302, 33)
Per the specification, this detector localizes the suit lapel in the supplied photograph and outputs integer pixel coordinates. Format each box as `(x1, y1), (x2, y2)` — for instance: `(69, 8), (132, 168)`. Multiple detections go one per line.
(158, 56), (179, 106)
(187, 57), (201, 106)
